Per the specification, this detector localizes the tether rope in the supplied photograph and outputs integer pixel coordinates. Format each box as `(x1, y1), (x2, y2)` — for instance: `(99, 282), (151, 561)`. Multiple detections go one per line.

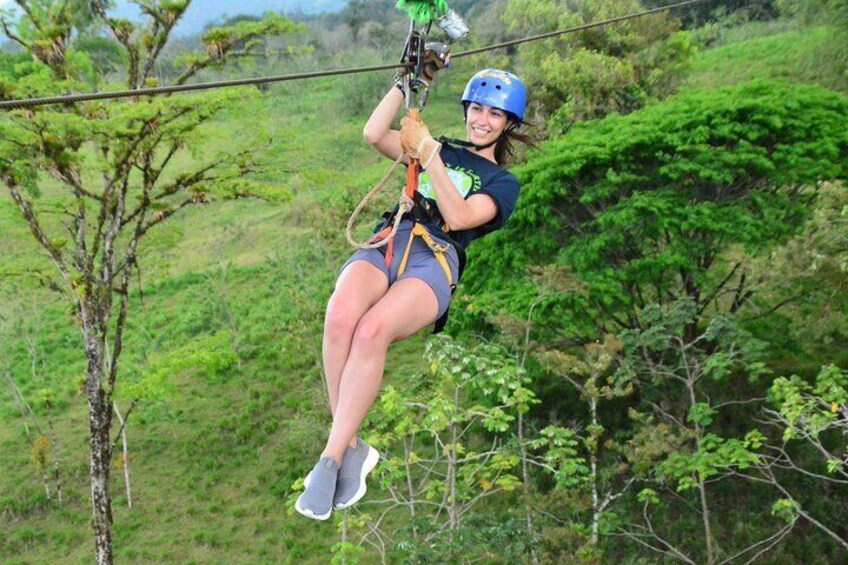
(0, 0), (706, 110)
(345, 154), (412, 251)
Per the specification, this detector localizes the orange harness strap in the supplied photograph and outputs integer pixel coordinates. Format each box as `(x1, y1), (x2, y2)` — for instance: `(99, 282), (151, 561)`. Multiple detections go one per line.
(382, 108), (421, 269)
(365, 108), (453, 290)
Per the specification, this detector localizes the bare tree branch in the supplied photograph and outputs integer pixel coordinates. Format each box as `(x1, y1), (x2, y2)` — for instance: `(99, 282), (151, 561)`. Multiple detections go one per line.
(4, 177), (73, 288)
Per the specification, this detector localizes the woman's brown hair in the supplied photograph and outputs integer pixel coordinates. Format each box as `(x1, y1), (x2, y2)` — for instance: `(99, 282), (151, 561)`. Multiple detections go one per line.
(494, 119), (536, 167)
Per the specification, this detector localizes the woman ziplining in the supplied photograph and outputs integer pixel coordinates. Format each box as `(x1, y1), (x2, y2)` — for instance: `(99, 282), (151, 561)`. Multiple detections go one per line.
(294, 25), (534, 519)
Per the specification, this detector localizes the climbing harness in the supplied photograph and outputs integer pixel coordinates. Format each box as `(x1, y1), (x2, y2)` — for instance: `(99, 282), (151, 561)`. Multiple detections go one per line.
(345, 2), (466, 331)
(343, 14), (437, 259)
(344, 0), (449, 246)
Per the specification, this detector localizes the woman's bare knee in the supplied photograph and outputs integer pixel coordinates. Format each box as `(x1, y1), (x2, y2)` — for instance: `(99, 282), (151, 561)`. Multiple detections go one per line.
(351, 312), (393, 351)
(324, 296), (361, 345)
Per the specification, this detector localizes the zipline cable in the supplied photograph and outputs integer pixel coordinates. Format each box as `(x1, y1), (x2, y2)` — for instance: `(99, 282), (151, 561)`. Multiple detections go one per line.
(452, 0), (706, 58)
(0, 0), (707, 111)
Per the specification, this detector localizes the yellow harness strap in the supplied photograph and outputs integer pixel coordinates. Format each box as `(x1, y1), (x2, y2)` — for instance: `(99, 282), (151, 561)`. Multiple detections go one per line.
(398, 222), (455, 289)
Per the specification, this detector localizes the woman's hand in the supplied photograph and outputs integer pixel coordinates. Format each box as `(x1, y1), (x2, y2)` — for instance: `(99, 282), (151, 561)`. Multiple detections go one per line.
(422, 42), (450, 84)
(400, 116), (441, 168)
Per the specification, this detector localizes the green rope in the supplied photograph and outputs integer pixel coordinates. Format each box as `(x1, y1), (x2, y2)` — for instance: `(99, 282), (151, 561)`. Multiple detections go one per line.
(395, 0), (449, 24)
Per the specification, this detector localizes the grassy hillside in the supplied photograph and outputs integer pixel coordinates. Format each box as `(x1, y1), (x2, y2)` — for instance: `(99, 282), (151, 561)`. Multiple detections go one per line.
(0, 58), (475, 563)
(684, 24), (848, 92)
(1, 21), (846, 563)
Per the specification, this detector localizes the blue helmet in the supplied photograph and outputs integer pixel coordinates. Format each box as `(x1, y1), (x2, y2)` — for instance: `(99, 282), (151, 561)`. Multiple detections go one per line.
(461, 69), (527, 122)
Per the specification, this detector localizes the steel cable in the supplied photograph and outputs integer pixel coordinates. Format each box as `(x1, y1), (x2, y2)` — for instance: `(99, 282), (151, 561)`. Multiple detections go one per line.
(0, 0), (707, 110)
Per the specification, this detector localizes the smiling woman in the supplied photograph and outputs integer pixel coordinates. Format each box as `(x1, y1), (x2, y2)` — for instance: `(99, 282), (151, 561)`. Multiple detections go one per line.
(294, 65), (534, 521)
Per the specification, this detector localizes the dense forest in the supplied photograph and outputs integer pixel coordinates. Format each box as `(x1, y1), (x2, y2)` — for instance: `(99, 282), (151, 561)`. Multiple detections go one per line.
(1, 0), (846, 563)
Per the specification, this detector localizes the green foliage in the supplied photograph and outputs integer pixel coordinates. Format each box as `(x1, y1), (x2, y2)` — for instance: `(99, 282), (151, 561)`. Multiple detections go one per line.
(395, 0), (449, 24)
(608, 299), (788, 560)
(463, 80), (848, 338)
(637, 487), (659, 504)
(743, 179), (848, 369)
(198, 12), (302, 63)
(657, 431), (764, 491)
(770, 364), (848, 441)
(1, 7), (848, 564)
(0, 52), (35, 82)
(330, 539), (364, 564)
(528, 425), (589, 487)
(351, 334), (537, 561)
(771, 498), (800, 523)
(121, 332), (238, 401)
(687, 402), (717, 427)
(502, 0), (696, 126)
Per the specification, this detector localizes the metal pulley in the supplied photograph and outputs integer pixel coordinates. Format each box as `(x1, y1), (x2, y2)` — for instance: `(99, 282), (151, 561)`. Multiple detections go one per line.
(398, 6), (469, 111)
(399, 22), (429, 110)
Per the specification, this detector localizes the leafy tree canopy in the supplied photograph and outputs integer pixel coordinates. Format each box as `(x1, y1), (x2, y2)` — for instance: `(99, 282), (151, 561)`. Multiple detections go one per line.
(460, 80), (848, 340)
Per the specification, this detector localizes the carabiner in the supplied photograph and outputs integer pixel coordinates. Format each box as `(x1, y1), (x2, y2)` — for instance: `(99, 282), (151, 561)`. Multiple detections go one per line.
(399, 21), (432, 111)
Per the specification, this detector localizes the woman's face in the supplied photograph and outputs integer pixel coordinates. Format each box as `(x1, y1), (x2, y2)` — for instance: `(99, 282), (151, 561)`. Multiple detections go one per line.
(465, 102), (508, 147)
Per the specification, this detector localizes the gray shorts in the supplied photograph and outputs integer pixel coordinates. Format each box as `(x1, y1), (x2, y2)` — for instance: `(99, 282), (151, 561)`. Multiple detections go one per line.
(341, 220), (460, 322)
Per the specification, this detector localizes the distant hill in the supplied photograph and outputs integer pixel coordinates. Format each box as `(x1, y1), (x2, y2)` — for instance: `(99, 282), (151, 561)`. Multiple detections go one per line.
(110, 0), (347, 37)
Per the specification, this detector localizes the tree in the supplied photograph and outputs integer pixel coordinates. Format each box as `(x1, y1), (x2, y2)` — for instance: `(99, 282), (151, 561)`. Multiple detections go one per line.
(0, 2), (298, 563)
(643, 0), (780, 27)
(455, 79), (848, 560)
(739, 364), (848, 552)
(613, 300), (787, 564)
(461, 80), (848, 343)
(776, 0), (848, 24)
(1, 308), (66, 508)
(321, 335), (537, 563)
(742, 180), (848, 369)
(535, 334), (635, 560)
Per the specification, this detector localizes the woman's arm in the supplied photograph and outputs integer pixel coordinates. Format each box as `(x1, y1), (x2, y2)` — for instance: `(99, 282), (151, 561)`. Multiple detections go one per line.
(425, 156), (498, 231)
(399, 117), (498, 232)
(363, 87), (406, 162)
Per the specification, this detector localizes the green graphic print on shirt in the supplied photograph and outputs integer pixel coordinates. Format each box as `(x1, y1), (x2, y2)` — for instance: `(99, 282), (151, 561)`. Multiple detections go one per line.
(418, 165), (482, 201)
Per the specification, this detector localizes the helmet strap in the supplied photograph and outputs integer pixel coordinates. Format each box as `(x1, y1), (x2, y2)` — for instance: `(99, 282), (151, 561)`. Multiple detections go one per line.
(437, 136), (498, 151)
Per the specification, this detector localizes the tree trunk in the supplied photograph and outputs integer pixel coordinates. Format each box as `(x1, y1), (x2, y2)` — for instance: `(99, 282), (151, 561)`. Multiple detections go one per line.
(698, 477), (715, 565)
(83, 324), (114, 565)
(114, 403), (133, 508)
(448, 387), (459, 538)
(40, 460), (51, 501)
(48, 417), (64, 507)
(404, 436), (418, 540)
(687, 382), (714, 565)
(518, 412), (540, 565)
(89, 398), (114, 565)
(590, 395), (600, 548)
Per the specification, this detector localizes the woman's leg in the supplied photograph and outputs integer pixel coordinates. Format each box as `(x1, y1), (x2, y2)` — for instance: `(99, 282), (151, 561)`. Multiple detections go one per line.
(323, 261), (389, 419)
(321, 277), (439, 464)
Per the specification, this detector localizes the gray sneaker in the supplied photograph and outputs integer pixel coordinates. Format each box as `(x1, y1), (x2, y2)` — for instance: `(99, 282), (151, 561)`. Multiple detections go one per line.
(295, 457), (339, 520)
(333, 439), (380, 509)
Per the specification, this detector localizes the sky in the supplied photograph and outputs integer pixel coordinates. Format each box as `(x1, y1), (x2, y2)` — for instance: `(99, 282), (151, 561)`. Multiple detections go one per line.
(0, 1), (346, 37)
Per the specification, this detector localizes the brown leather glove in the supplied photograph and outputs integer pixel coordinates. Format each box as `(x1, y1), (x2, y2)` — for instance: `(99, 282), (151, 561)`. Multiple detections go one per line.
(400, 115), (441, 168)
(422, 42), (449, 82)
(395, 44), (449, 93)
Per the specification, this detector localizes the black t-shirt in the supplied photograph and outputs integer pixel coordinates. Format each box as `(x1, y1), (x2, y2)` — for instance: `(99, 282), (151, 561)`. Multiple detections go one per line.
(417, 143), (520, 249)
